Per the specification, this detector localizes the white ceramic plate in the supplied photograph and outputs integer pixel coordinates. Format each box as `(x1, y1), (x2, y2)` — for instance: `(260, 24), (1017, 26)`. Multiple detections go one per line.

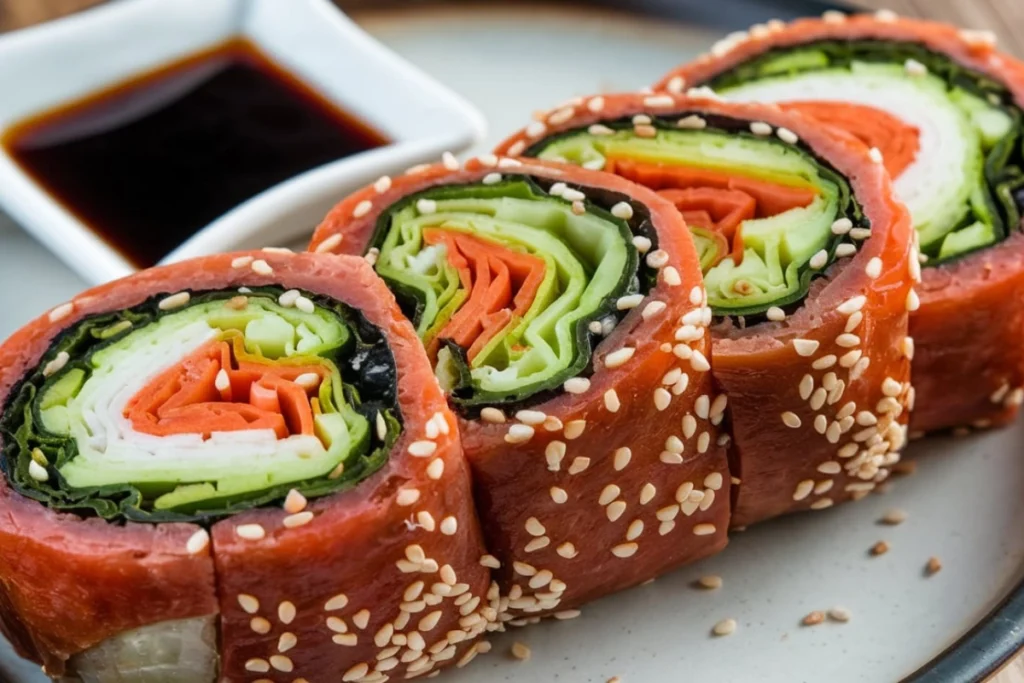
(1, 2), (1022, 682)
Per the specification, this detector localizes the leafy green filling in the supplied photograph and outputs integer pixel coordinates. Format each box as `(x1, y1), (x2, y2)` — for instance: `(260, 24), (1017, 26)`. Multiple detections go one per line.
(367, 177), (653, 412)
(0, 288), (400, 523)
(528, 118), (865, 317)
(708, 39), (1024, 264)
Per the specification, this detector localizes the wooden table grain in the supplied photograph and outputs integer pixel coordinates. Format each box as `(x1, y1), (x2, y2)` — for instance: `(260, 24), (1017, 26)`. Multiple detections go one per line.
(0, 0), (1021, 680)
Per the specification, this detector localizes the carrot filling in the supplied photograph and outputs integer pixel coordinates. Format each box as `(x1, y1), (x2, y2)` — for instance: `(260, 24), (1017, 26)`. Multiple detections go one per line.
(779, 101), (920, 178)
(607, 158), (817, 269)
(125, 335), (325, 441)
(528, 120), (860, 316)
(703, 39), (1024, 262)
(420, 228), (546, 363)
(10, 289), (399, 522)
(370, 177), (642, 408)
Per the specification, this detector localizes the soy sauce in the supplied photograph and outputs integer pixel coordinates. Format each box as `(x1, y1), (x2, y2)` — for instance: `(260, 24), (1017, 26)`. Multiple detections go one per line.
(1, 39), (388, 268)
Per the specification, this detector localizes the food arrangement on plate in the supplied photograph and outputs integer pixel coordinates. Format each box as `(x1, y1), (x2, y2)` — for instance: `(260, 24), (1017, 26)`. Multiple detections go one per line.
(1, 7), (1023, 683)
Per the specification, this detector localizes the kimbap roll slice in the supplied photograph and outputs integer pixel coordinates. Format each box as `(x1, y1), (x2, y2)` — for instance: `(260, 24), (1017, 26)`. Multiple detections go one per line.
(655, 12), (1024, 434)
(309, 158), (730, 618)
(495, 93), (915, 526)
(0, 251), (491, 681)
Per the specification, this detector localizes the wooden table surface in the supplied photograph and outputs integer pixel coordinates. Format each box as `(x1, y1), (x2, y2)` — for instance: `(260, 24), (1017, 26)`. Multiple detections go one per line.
(0, 0), (1020, 680)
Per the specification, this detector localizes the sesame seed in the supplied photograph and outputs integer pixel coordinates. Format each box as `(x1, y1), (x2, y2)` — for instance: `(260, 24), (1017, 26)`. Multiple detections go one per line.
(802, 611), (825, 626)
(865, 257), (883, 279)
(544, 441), (567, 471)
(850, 227), (872, 240)
(606, 501), (627, 522)
(836, 244), (857, 258)
(882, 377), (903, 397)
(231, 255), (254, 268)
(793, 339), (819, 356)
(251, 259), (273, 275)
(440, 516), (458, 535)
(599, 484), (621, 506)
(713, 618), (737, 636)
(696, 574), (723, 590)
(693, 523), (716, 536)
(511, 642), (531, 661)
(881, 508), (907, 525)
(836, 333), (860, 348)
(809, 250), (828, 270)
(245, 658), (270, 673)
(186, 529), (209, 555)
(813, 355), (837, 370)
(417, 511), (436, 531)
(925, 557), (942, 576)
(277, 601), (296, 625)
(868, 147), (884, 164)
(283, 512), (314, 528)
(871, 540), (889, 556)
(236, 524), (265, 540)
(613, 447), (633, 472)
(416, 198), (438, 214)
(515, 410), (547, 426)
(782, 411), (802, 428)
(634, 123), (657, 138)
(479, 554), (501, 569)
(426, 458), (445, 480)
(505, 424), (535, 444)
(27, 459), (49, 482)
(640, 483), (657, 505)
(828, 607), (852, 623)
(353, 609), (370, 629)
(526, 121), (547, 138)
(777, 127), (799, 144)
(662, 266), (682, 286)
(48, 302), (74, 322)
(766, 306), (786, 321)
(480, 407), (506, 424)
(238, 594), (260, 614)
(672, 116), (706, 134)
(250, 616), (271, 634)
(408, 440), (437, 457)
(750, 121), (773, 136)
(482, 172), (502, 186)
(960, 29), (997, 47)
(617, 294), (644, 310)
(646, 249), (670, 269)
(666, 75), (686, 94)
(604, 389), (621, 412)
(524, 517), (546, 536)
(587, 96), (606, 112)
(397, 489), (421, 506)
(690, 350), (710, 372)
(610, 201), (635, 220)
(654, 388), (672, 411)
(158, 291), (190, 310)
(343, 663), (369, 681)
(562, 188), (586, 202)
(605, 347), (636, 369)
(612, 542), (639, 558)
(644, 94), (676, 108)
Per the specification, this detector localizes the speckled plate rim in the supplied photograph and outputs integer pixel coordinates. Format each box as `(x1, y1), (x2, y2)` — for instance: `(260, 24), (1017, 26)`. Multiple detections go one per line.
(341, 0), (1024, 680)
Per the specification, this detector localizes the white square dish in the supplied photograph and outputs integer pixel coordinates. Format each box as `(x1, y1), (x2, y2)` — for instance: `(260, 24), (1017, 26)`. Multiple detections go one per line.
(0, 0), (486, 284)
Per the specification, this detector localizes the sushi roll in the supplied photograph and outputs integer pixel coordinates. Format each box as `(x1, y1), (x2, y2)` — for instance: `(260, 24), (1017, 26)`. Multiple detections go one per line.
(494, 93), (915, 526)
(655, 13), (1024, 434)
(0, 251), (492, 681)
(308, 158), (730, 617)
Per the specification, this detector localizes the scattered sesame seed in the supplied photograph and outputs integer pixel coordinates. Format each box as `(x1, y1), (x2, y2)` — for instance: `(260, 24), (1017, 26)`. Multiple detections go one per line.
(416, 198), (438, 214)
(793, 480), (814, 501)
(236, 524), (265, 540)
(793, 339), (819, 356)
(185, 528), (209, 555)
(870, 540), (890, 556)
(245, 658), (271, 673)
(238, 594), (260, 614)
(802, 611), (825, 626)
(642, 300), (667, 321)
(777, 127), (799, 144)
(604, 389), (621, 413)
(828, 607), (851, 623)
(662, 266), (682, 286)
(617, 294), (644, 310)
(678, 115), (708, 130)
(713, 618), (737, 636)
(868, 147), (884, 164)
(440, 516), (458, 535)
(231, 255), (254, 268)
(505, 424), (535, 444)
(48, 302), (74, 322)
(767, 306), (786, 321)
(250, 616), (271, 634)
(809, 250), (828, 270)
(27, 459), (49, 482)
(511, 642), (531, 661)
(925, 557), (942, 576)
(750, 121), (773, 136)
(325, 593), (348, 611)
(353, 609), (371, 630)
(605, 347), (636, 369)
(479, 554), (501, 569)
(352, 199), (373, 218)
(426, 458), (445, 480)
(644, 94), (676, 108)
(251, 259), (273, 275)
(408, 441), (437, 457)
(612, 542), (639, 558)
(396, 489), (421, 506)
(480, 407), (506, 424)
(158, 291), (190, 310)
(698, 575), (723, 589)
(482, 172), (502, 186)
(782, 411), (802, 429)
(640, 483), (657, 505)
(278, 601), (296, 624)
(646, 249), (670, 269)
(693, 523), (716, 536)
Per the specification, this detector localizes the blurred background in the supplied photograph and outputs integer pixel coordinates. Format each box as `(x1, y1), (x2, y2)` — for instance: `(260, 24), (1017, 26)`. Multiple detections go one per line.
(0, 0), (1021, 55)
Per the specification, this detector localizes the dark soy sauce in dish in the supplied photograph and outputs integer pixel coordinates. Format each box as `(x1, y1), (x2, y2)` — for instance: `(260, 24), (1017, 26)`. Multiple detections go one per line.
(1, 38), (388, 268)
